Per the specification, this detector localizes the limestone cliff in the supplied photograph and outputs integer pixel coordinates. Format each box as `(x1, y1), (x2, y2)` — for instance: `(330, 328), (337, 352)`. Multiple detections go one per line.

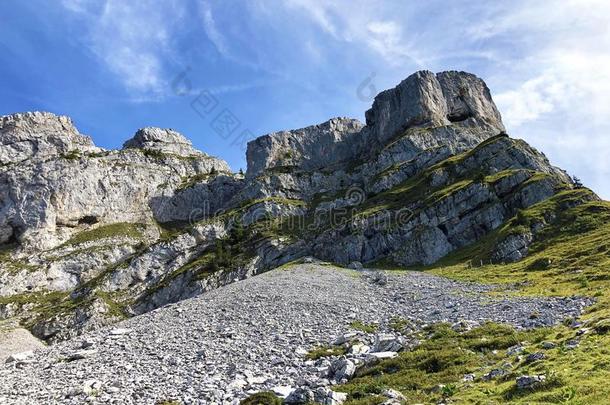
(0, 70), (591, 342)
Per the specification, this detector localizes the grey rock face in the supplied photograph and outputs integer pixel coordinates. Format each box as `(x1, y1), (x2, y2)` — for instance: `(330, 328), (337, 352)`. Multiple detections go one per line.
(246, 117), (365, 177)
(436, 71), (505, 131)
(0, 69), (596, 352)
(365, 71), (449, 145)
(365, 70), (505, 147)
(311, 135), (571, 267)
(0, 112), (100, 165)
(246, 71), (505, 179)
(492, 232), (534, 263)
(0, 113), (230, 249)
(151, 174), (244, 223)
(122, 127), (204, 157)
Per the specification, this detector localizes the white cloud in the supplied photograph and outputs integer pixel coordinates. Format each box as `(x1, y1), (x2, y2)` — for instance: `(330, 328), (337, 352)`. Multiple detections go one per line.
(281, 0), (421, 66)
(62, 0), (185, 100)
(488, 1), (610, 128)
(365, 21), (413, 66)
(60, 0), (91, 13)
(201, 2), (229, 57)
(284, 0), (340, 38)
(495, 73), (563, 127)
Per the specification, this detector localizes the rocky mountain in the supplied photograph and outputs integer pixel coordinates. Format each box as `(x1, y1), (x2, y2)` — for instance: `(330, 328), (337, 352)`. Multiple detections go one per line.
(0, 70), (586, 338)
(1, 70), (609, 404)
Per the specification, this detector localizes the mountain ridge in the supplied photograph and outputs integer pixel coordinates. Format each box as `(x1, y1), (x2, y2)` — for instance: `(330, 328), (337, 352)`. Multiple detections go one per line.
(0, 69), (597, 343)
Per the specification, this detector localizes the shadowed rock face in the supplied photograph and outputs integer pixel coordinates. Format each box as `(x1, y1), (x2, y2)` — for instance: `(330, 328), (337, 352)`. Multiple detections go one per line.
(246, 70), (505, 177)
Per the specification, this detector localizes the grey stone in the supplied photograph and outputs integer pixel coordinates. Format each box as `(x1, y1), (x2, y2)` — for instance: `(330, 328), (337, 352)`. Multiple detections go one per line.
(285, 387), (315, 404)
(463, 373), (476, 382)
(516, 375), (546, 390)
(506, 345), (525, 356)
(482, 368), (506, 381)
(372, 334), (404, 353)
(328, 357), (356, 381)
(525, 352), (545, 363)
(347, 261), (363, 270)
(5, 350), (33, 363)
(541, 341), (557, 350)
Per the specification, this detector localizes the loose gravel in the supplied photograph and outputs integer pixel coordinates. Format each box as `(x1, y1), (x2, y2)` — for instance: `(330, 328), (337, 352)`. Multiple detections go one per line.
(0, 264), (592, 404)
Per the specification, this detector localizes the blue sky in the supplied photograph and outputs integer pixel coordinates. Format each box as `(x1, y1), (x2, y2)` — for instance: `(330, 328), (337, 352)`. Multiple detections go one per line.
(1, 0), (609, 198)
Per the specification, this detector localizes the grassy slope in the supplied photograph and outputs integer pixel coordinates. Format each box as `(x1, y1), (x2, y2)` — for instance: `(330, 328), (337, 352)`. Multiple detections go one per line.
(337, 188), (610, 404)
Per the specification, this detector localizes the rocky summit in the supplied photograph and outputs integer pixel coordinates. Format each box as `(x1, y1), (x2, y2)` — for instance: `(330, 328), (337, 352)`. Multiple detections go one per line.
(1, 70), (610, 404)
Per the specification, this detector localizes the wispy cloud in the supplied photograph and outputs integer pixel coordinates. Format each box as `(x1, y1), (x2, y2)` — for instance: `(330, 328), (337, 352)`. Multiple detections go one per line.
(61, 0), (185, 101)
(487, 1), (610, 127)
(200, 2), (229, 57)
(281, 0), (421, 66)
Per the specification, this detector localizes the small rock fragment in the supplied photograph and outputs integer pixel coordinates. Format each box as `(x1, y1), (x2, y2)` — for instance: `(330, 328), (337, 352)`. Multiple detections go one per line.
(347, 261), (363, 270)
(516, 375), (546, 390)
(109, 328), (132, 336)
(373, 334), (403, 353)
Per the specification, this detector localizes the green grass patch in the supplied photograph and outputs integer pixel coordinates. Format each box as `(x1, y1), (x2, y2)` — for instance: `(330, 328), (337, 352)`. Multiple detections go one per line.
(337, 323), (560, 404)
(239, 391), (282, 405)
(63, 223), (145, 246)
(306, 345), (348, 360)
(350, 320), (379, 333)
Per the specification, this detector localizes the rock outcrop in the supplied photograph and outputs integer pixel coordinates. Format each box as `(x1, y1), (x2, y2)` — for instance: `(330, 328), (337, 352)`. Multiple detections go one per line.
(246, 71), (505, 181)
(365, 70), (505, 146)
(0, 70), (590, 344)
(246, 117), (365, 177)
(123, 127), (205, 157)
(0, 112), (100, 165)
(0, 115), (230, 249)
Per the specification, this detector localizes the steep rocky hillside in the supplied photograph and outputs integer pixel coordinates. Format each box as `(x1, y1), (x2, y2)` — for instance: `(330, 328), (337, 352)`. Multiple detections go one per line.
(0, 71), (588, 341)
(1, 70), (609, 404)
